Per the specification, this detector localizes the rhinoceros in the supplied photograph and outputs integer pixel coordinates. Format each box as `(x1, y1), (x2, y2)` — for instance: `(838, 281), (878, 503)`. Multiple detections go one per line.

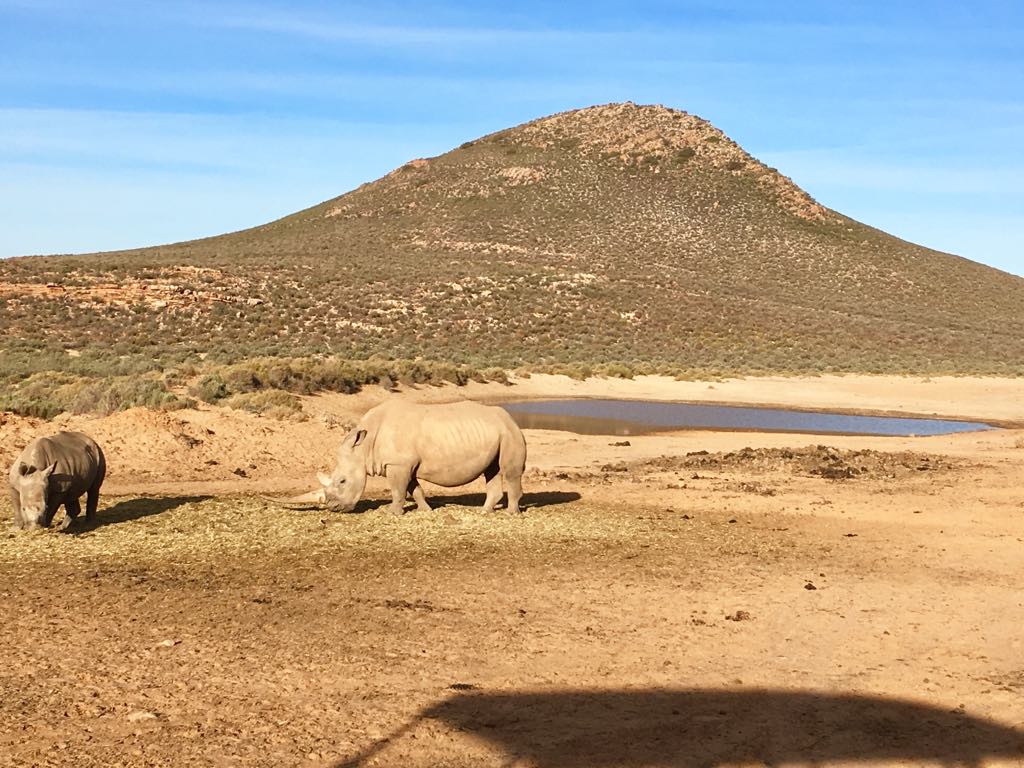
(310, 399), (526, 515)
(8, 431), (106, 530)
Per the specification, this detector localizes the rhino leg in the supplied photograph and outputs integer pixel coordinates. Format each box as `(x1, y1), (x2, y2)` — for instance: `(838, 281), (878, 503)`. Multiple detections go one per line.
(385, 465), (411, 515)
(408, 478), (432, 513)
(41, 500), (61, 528)
(9, 488), (23, 530)
(85, 484), (100, 523)
(482, 461), (503, 514)
(59, 497), (81, 532)
(505, 469), (524, 515)
(499, 433), (525, 514)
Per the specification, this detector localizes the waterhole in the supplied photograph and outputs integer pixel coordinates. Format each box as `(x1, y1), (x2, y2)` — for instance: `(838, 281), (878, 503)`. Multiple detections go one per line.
(500, 399), (994, 437)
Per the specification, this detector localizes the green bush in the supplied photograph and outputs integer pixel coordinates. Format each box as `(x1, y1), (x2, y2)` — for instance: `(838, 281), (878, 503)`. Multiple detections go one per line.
(0, 373), (185, 418)
(66, 377), (185, 415)
(192, 374), (229, 403)
(224, 389), (306, 420)
(0, 391), (64, 419)
(480, 367), (510, 385)
(673, 147), (696, 164)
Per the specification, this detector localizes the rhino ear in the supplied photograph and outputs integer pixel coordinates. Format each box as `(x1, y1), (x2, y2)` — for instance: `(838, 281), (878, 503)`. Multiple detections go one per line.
(351, 429), (367, 448)
(41, 463), (57, 478)
(317, 472), (332, 487)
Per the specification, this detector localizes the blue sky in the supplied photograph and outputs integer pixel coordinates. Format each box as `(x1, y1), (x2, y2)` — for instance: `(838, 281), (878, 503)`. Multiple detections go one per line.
(2, 1), (1022, 276)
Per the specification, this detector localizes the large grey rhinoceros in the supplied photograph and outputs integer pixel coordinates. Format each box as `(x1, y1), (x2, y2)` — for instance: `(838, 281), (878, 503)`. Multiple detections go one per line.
(313, 399), (526, 515)
(8, 431), (106, 530)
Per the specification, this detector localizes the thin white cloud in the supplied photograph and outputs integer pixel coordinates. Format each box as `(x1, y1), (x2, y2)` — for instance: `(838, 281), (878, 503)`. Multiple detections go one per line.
(211, 13), (574, 46)
(175, 1), (619, 49)
(0, 64), (623, 105)
(0, 0), (78, 8)
(187, 3), (1024, 54)
(0, 107), (448, 173)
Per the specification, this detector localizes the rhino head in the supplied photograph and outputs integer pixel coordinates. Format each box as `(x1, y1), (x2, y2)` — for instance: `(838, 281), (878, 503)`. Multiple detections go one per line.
(318, 429), (369, 513)
(14, 462), (57, 528)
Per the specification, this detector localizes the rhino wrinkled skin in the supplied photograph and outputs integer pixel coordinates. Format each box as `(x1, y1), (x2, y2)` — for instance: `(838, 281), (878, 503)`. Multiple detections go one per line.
(318, 400), (527, 515)
(8, 431), (107, 530)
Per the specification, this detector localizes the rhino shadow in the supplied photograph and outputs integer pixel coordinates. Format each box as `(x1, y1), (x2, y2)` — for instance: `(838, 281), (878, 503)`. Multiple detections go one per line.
(70, 495), (210, 530)
(338, 688), (1024, 767)
(414, 490), (582, 511)
(344, 491), (581, 515)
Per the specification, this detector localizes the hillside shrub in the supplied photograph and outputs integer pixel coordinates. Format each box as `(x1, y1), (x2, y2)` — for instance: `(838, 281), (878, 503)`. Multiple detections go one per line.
(192, 374), (229, 403)
(0, 372), (186, 418)
(673, 147), (696, 164)
(224, 389), (306, 420)
(67, 377), (186, 415)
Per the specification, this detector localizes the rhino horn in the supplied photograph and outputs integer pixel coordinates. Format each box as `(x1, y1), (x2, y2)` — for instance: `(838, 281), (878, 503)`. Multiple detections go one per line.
(261, 488), (326, 510)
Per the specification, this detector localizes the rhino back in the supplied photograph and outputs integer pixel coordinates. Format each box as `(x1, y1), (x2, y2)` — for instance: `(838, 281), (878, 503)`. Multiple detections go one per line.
(415, 403), (507, 486)
(369, 401), (505, 486)
(16, 432), (103, 495)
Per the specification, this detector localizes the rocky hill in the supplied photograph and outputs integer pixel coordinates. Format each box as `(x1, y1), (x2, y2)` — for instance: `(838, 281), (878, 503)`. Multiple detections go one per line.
(3, 102), (1024, 383)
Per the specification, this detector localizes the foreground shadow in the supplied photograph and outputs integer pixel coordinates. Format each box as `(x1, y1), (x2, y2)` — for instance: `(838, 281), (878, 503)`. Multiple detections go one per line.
(339, 688), (1024, 767)
(73, 496), (210, 530)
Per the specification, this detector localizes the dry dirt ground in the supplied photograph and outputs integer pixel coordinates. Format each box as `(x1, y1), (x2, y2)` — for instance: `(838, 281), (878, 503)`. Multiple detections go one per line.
(2, 374), (1024, 767)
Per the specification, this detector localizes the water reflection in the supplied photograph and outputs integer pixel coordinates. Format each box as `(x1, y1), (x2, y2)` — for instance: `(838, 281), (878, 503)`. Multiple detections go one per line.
(500, 399), (994, 437)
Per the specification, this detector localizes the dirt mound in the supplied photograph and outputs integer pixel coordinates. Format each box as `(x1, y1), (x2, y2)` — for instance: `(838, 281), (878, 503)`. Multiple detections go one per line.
(0, 405), (346, 490)
(598, 445), (959, 481)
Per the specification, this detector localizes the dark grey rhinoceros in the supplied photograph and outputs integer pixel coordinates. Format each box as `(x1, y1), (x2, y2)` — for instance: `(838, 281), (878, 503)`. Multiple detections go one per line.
(8, 431), (106, 530)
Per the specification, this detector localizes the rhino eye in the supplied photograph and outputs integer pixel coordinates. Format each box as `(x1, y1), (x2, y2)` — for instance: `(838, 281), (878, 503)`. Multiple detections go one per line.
(338, 479), (346, 484)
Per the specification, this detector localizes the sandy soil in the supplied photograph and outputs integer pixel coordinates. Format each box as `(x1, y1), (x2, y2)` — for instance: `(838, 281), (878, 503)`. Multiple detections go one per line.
(2, 374), (1024, 767)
